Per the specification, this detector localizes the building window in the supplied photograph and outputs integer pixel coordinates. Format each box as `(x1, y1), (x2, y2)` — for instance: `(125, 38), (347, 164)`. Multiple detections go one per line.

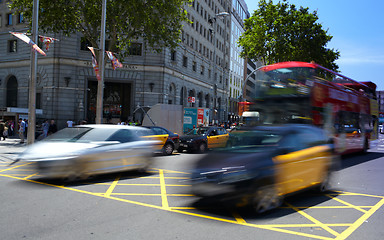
(6, 76), (18, 107)
(80, 37), (91, 51)
(128, 43), (142, 56)
(8, 40), (17, 53)
(7, 13), (13, 25)
(171, 50), (176, 61)
(192, 61), (197, 71)
(183, 56), (188, 67)
(17, 13), (24, 24)
(36, 92), (41, 109)
(0, 15), (2, 27)
(201, 65), (205, 75)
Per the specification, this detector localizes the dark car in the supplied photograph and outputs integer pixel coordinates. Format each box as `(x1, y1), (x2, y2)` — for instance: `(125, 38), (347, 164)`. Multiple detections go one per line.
(178, 126), (229, 153)
(189, 124), (338, 213)
(142, 126), (180, 155)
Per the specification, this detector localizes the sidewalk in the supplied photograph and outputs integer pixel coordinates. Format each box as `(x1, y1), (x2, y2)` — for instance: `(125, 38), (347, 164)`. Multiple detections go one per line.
(0, 136), (28, 163)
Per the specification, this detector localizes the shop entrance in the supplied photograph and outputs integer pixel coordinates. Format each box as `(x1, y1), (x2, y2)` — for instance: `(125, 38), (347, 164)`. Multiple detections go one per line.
(87, 81), (132, 124)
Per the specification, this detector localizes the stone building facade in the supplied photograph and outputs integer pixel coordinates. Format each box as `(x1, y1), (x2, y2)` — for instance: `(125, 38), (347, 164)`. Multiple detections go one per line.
(0, 0), (248, 129)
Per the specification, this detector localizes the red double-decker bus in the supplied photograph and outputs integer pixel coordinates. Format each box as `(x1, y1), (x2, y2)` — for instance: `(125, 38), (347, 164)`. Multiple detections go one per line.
(245, 61), (378, 154)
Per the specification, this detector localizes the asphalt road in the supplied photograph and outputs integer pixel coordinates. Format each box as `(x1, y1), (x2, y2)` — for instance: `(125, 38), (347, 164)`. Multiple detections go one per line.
(1, 138), (384, 240)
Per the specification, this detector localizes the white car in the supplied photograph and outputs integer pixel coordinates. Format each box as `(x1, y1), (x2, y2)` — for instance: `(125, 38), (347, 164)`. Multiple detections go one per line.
(17, 125), (157, 180)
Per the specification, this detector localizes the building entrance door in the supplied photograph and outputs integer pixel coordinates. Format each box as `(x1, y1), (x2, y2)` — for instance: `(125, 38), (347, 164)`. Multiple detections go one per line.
(87, 80), (132, 124)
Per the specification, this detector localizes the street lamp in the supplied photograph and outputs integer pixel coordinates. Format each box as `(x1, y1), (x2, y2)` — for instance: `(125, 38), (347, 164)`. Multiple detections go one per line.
(209, 11), (230, 124)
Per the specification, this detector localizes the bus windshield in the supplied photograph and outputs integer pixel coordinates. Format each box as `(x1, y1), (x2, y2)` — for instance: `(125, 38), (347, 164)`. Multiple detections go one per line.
(253, 67), (315, 99)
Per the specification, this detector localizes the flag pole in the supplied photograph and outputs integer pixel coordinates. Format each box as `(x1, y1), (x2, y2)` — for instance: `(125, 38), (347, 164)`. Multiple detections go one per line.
(27, 0), (39, 144)
(95, 0), (107, 124)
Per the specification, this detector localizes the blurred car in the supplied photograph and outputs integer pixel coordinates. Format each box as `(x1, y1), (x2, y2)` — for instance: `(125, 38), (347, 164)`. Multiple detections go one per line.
(189, 124), (338, 213)
(17, 125), (157, 180)
(142, 126), (180, 155)
(178, 126), (229, 153)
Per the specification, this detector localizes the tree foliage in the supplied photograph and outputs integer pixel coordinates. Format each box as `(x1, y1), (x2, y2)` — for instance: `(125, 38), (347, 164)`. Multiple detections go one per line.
(238, 0), (340, 71)
(9, 0), (191, 56)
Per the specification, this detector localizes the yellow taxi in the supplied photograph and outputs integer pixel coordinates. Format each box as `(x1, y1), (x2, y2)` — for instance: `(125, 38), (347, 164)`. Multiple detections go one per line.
(189, 124), (338, 213)
(141, 126), (180, 155)
(178, 126), (229, 153)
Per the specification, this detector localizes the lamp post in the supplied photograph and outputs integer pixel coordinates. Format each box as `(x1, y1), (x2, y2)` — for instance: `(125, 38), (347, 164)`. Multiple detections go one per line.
(209, 11), (230, 124)
(95, 0), (107, 124)
(27, 0), (39, 145)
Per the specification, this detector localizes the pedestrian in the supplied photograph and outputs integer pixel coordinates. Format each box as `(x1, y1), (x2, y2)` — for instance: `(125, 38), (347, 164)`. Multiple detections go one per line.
(67, 119), (74, 127)
(18, 118), (26, 143)
(0, 120), (6, 141)
(42, 119), (50, 138)
(24, 119), (28, 137)
(48, 120), (58, 135)
(9, 120), (14, 136)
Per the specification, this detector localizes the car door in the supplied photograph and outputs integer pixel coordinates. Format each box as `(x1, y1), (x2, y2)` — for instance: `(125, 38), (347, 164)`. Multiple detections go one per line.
(273, 129), (331, 195)
(216, 128), (229, 148)
(85, 129), (143, 174)
(142, 127), (168, 150)
(207, 128), (218, 149)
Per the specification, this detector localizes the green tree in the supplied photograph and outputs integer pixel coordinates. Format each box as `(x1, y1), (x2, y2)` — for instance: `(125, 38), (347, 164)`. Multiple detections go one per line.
(9, 0), (191, 56)
(238, 0), (340, 71)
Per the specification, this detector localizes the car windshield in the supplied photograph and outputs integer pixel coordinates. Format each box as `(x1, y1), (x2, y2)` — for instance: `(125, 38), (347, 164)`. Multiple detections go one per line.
(224, 130), (283, 153)
(42, 127), (116, 143)
(187, 127), (209, 136)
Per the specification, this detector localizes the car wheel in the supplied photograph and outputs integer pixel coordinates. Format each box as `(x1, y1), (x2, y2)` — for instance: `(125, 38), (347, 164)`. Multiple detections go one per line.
(252, 185), (282, 214)
(198, 142), (207, 153)
(163, 142), (174, 155)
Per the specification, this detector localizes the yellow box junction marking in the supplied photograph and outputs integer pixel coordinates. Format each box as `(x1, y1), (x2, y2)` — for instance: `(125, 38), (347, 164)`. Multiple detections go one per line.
(1, 164), (384, 240)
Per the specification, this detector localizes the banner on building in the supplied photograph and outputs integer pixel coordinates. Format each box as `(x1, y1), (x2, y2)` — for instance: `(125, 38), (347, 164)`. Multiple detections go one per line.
(88, 47), (101, 81)
(38, 35), (59, 51)
(106, 51), (123, 70)
(10, 32), (46, 56)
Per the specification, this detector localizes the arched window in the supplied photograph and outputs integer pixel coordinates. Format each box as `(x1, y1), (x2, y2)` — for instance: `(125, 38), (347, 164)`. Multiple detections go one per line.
(205, 94), (210, 108)
(198, 92), (203, 107)
(6, 76), (18, 107)
(188, 89), (196, 107)
(180, 87), (186, 106)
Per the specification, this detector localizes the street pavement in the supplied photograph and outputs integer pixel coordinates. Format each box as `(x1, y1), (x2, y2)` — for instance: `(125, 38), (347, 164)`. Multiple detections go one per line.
(0, 136), (27, 164)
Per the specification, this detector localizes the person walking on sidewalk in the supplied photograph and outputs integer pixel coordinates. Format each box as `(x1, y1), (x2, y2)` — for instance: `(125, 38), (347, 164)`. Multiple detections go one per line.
(0, 120), (6, 141)
(18, 118), (26, 144)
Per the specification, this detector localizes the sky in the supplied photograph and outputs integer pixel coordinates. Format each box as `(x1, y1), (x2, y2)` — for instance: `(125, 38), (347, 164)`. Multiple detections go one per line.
(244, 0), (384, 90)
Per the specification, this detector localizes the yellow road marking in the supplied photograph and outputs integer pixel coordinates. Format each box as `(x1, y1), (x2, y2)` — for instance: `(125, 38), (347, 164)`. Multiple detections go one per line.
(333, 191), (384, 199)
(23, 173), (39, 180)
(104, 174), (120, 197)
(0, 162), (32, 173)
(125, 176), (189, 180)
(159, 169), (169, 209)
(326, 194), (368, 213)
(1, 170), (384, 240)
(335, 197), (384, 240)
(108, 193), (194, 197)
(232, 211), (247, 224)
(90, 182), (191, 187)
(285, 202), (340, 237)
(280, 206), (373, 209)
